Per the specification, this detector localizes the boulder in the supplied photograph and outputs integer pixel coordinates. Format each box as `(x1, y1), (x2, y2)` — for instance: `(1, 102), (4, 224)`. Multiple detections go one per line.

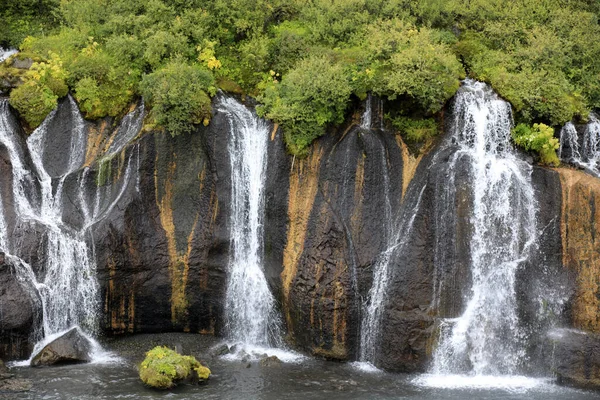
(31, 328), (92, 366)
(549, 328), (600, 390)
(139, 346), (211, 389)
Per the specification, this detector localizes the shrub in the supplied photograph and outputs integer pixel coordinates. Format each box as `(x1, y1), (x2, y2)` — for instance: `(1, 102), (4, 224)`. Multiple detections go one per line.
(139, 61), (215, 136)
(370, 25), (465, 114)
(512, 123), (560, 166)
(139, 346), (210, 389)
(390, 116), (438, 143)
(9, 80), (57, 129)
(257, 55), (353, 156)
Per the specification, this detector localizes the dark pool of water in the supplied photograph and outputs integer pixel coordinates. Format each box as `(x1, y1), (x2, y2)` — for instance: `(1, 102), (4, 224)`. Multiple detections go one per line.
(4, 333), (599, 400)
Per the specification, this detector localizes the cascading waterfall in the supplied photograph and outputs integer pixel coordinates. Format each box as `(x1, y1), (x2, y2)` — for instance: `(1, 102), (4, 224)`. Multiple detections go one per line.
(218, 96), (282, 349)
(559, 115), (600, 176)
(428, 80), (538, 379)
(0, 97), (142, 363)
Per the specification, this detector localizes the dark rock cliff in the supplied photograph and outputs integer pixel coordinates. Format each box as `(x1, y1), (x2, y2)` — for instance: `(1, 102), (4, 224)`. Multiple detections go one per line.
(0, 93), (599, 392)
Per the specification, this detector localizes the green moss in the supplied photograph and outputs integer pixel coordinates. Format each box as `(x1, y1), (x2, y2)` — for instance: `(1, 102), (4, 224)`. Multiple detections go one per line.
(139, 346), (211, 390)
(96, 157), (113, 187)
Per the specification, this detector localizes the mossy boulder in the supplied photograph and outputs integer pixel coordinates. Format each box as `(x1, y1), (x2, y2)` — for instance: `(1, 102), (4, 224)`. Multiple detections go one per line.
(139, 346), (211, 389)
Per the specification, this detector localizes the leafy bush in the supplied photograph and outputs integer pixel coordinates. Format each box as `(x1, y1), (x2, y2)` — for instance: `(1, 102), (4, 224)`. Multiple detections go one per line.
(367, 24), (465, 114)
(9, 81), (57, 129)
(390, 116), (438, 143)
(257, 55), (352, 155)
(139, 61), (215, 136)
(139, 346), (210, 389)
(512, 123), (560, 166)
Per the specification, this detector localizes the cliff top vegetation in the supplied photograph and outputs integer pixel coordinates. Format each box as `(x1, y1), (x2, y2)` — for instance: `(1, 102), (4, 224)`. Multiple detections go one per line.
(2, 0), (600, 157)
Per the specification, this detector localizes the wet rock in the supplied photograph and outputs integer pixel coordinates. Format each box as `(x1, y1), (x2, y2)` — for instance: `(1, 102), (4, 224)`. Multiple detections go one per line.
(549, 328), (600, 390)
(0, 253), (43, 361)
(211, 343), (230, 357)
(0, 359), (32, 392)
(31, 328), (92, 366)
(11, 58), (33, 70)
(259, 355), (282, 367)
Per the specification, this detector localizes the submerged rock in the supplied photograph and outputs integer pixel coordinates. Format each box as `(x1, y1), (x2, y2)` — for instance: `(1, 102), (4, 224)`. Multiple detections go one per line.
(0, 359), (32, 392)
(259, 355), (282, 367)
(139, 346), (211, 389)
(31, 328), (92, 367)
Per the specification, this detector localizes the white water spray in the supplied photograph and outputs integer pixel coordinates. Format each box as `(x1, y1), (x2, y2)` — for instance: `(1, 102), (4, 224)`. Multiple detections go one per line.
(429, 80), (538, 379)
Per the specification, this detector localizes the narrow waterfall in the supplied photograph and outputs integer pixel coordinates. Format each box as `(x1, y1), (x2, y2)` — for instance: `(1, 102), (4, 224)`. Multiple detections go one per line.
(360, 93), (373, 129)
(0, 98), (142, 362)
(429, 80), (538, 378)
(559, 115), (600, 176)
(218, 96), (282, 348)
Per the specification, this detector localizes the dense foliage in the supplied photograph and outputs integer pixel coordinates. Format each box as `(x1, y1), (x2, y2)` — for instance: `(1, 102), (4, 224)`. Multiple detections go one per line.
(2, 0), (600, 158)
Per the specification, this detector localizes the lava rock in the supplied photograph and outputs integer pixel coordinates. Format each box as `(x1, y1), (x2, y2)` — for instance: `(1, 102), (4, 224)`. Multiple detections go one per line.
(0, 253), (43, 361)
(31, 327), (92, 367)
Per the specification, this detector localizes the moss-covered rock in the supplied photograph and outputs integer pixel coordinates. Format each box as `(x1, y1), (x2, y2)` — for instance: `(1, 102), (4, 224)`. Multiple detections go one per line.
(139, 346), (211, 389)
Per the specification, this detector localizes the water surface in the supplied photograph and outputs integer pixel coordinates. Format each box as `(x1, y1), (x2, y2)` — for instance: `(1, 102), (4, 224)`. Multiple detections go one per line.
(5, 333), (598, 400)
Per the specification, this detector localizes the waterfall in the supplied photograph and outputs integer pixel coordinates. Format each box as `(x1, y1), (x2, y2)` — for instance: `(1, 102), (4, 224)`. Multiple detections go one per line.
(218, 96), (282, 348)
(0, 97), (142, 363)
(0, 48), (17, 63)
(360, 94), (373, 129)
(429, 80), (538, 377)
(559, 115), (600, 176)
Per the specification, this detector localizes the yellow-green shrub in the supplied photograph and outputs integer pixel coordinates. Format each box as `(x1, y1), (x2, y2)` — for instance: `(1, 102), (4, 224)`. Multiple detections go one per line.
(512, 123), (560, 166)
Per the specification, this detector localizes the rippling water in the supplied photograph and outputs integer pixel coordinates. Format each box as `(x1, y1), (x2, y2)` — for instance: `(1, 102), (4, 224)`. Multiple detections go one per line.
(5, 334), (598, 400)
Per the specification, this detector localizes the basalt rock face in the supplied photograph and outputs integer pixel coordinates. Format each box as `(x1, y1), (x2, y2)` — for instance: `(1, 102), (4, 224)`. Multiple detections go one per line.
(2, 92), (600, 383)
(0, 253), (42, 360)
(275, 126), (400, 360)
(94, 104), (235, 336)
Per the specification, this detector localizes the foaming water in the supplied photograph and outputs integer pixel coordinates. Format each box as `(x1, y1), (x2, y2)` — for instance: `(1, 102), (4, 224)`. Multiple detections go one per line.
(414, 374), (552, 393)
(219, 343), (305, 363)
(350, 361), (381, 373)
